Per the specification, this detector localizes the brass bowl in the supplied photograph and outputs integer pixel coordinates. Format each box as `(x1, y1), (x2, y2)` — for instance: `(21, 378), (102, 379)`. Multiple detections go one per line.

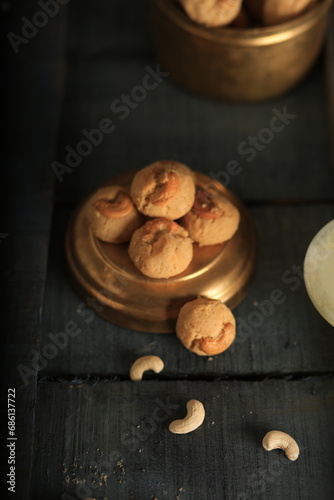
(65, 171), (258, 333)
(152, 0), (333, 102)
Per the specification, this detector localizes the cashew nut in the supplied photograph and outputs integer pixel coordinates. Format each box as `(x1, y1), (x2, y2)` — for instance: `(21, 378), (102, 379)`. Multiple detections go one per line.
(149, 169), (180, 207)
(141, 218), (185, 244)
(191, 190), (222, 220)
(262, 430), (300, 461)
(129, 355), (164, 381)
(169, 400), (205, 434)
(95, 191), (134, 219)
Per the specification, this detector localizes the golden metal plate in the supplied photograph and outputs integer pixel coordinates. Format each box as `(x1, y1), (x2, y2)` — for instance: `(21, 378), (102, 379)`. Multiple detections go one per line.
(65, 171), (258, 333)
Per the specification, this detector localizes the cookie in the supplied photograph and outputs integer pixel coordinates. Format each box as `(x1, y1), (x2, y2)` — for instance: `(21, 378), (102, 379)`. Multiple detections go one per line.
(128, 218), (193, 279)
(176, 297), (236, 356)
(89, 186), (145, 243)
(262, 0), (317, 26)
(180, 189), (240, 246)
(244, 0), (317, 26)
(179, 0), (242, 27)
(130, 160), (196, 220)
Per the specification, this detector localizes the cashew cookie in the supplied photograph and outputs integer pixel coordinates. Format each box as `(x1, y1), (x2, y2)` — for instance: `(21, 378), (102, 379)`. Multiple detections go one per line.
(180, 189), (240, 246)
(176, 297), (236, 356)
(262, 0), (317, 26)
(244, 0), (317, 26)
(130, 160), (195, 220)
(128, 218), (193, 279)
(89, 186), (145, 243)
(179, 0), (243, 27)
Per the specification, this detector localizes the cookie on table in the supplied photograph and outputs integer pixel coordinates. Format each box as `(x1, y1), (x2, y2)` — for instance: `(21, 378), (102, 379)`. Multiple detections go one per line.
(176, 297), (236, 356)
(130, 160), (196, 220)
(128, 218), (193, 279)
(89, 186), (145, 243)
(180, 189), (240, 246)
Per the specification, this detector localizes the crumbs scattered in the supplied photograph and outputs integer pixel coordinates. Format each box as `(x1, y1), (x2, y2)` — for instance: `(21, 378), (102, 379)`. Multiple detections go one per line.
(115, 459), (126, 484)
(176, 486), (185, 499)
(62, 451), (111, 491)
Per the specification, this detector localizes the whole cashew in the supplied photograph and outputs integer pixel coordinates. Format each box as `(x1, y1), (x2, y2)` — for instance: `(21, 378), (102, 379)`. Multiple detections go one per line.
(262, 430), (300, 461)
(129, 356), (164, 381)
(169, 400), (205, 434)
(95, 191), (134, 219)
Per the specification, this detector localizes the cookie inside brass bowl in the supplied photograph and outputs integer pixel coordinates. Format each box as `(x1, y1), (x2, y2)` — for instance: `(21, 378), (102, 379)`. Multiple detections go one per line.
(65, 171), (258, 333)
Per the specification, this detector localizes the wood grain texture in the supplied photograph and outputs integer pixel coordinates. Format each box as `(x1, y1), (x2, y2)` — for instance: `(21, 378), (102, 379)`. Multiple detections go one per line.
(31, 377), (334, 500)
(326, 4), (334, 164)
(52, 57), (334, 205)
(2, 0), (68, 60)
(1, 2), (68, 498)
(67, 0), (153, 58)
(39, 204), (334, 378)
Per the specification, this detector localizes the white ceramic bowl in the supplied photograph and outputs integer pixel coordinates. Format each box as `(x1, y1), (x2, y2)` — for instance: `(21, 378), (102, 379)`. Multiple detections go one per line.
(304, 220), (334, 326)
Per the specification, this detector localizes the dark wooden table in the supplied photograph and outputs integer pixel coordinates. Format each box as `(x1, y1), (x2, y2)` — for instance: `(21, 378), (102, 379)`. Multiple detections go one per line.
(2, 1), (334, 499)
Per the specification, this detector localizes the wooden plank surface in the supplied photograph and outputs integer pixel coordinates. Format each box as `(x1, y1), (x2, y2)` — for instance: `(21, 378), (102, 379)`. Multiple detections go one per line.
(2, 0), (68, 60)
(53, 58), (333, 205)
(67, 0), (153, 58)
(31, 377), (334, 500)
(3, 1), (332, 498)
(1, 1), (68, 498)
(39, 203), (334, 378)
(326, 4), (334, 162)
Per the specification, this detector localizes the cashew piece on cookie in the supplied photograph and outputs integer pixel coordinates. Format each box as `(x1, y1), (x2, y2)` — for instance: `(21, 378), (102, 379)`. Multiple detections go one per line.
(169, 400), (205, 434)
(130, 356), (164, 381)
(262, 430), (300, 461)
(95, 191), (134, 219)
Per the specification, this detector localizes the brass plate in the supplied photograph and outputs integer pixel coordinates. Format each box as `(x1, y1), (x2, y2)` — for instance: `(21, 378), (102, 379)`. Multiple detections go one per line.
(65, 171), (258, 333)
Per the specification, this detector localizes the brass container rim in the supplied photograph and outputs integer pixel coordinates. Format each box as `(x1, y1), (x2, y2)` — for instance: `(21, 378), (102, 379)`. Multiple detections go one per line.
(155, 0), (333, 47)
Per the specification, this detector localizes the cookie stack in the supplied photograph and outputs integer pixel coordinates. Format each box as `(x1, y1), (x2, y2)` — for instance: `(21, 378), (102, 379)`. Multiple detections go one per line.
(89, 160), (240, 279)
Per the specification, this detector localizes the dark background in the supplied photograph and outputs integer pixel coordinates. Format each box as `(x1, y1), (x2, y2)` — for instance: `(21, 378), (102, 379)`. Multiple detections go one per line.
(1, 1), (334, 499)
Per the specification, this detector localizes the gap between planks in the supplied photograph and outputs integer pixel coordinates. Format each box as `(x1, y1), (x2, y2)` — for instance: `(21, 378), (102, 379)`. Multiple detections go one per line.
(36, 372), (334, 385)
